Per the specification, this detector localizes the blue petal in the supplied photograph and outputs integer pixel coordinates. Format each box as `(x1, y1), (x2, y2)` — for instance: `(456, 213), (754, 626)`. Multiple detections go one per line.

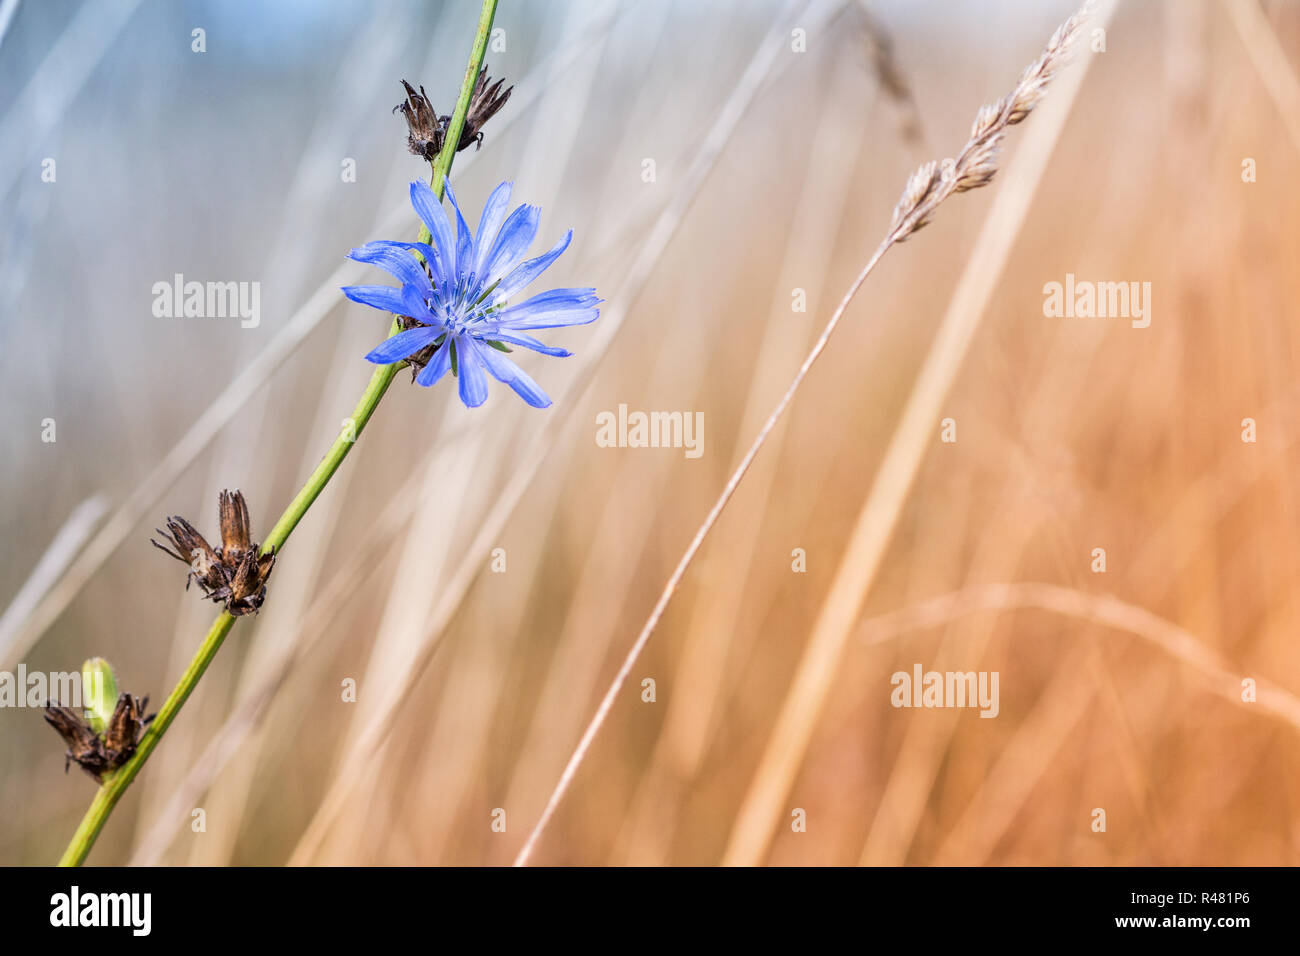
(444, 180), (475, 285)
(477, 343), (553, 408)
(356, 240), (443, 292)
(492, 229), (572, 303)
(351, 239), (439, 264)
(473, 181), (513, 279)
(416, 336), (453, 387)
(484, 203), (540, 285)
(476, 330), (572, 357)
(399, 283), (437, 323)
(455, 336), (490, 407)
(342, 285), (408, 315)
(491, 287), (602, 330)
(348, 242), (434, 293)
(364, 325), (442, 364)
(408, 180), (457, 286)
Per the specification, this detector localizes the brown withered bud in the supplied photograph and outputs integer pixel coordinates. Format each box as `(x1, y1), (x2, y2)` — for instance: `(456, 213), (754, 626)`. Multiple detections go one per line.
(150, 515), (225, 596)
(213, 546), (277, 616)
(218, 488), (253, 556)
(396, 80), (442, 162)
(102, 693), (154, 769)
(44, 694), (155, 783)
(460, 66), (512, 151)
(151, 489), (276, 616)
(44, 704), (110, 782)
(394, 66), (512, 160)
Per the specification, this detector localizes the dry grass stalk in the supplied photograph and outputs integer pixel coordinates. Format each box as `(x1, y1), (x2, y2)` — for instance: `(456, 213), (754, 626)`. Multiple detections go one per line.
(888, 0), (1093, 240)
(513, 0), (1099, 866)
(724, 0), (1114, 866)
(857, 581), (1300, 864)
(616, 45), (874, 864)
(854, 1), (924, 144)
(854, 582), (1300, 729)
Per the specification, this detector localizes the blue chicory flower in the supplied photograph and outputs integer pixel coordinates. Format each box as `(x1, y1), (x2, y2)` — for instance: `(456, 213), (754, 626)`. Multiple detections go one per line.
(342, 180), (600, 408)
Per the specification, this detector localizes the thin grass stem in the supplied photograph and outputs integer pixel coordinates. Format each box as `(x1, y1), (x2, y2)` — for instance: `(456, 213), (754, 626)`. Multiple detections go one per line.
(513, 0), (1101, 866)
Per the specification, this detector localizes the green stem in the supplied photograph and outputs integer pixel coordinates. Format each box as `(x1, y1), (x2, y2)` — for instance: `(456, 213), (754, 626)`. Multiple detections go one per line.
(57, 0), (500, 867)
(430, 0), (499, 197)
(260, 355), (402, 552)
(57, 612), (236, 866)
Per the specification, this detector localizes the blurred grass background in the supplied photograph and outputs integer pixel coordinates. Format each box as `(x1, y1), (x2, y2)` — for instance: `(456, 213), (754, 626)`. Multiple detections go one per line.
(2, 0), (1299, 865)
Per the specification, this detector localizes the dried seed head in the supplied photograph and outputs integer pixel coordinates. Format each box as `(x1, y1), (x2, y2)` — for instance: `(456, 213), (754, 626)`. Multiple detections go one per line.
(395, 67), (512, 161)
(889, 159), (942, 240)
(151, 515), (224, 595)
(102, 693), (153, 768)
(218, 548), (276, 616)
(459, 66), (512, 152)
(218, 488), (254, 557)
(950, 131), (1005, 193)
(884, 0), (1093, 242)
(152, 490), (275, 616)
(969, 102), (1002, 141)
(45, 687), (154, 783)
(1006, 1), (1093, 124)
(44, 704), (109, 782)
(395, 80), (444, 162)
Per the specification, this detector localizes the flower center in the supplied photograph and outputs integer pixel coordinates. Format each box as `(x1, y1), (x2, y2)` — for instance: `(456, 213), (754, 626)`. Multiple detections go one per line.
(428, 276), (499, 336)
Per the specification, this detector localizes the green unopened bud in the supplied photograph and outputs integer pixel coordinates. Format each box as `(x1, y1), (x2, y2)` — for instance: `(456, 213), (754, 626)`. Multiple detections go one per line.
(81, 657), (118, 735)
